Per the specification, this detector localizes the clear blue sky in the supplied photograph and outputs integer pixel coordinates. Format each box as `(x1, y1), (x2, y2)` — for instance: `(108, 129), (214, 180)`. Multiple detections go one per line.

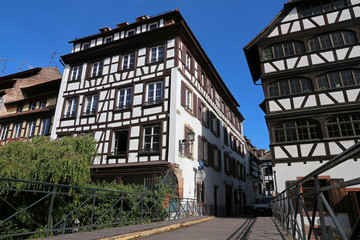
(0, 0), (287, 150)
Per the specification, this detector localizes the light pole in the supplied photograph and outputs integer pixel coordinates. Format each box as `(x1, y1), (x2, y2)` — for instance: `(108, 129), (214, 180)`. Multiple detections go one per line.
(273, 170), (278, 196)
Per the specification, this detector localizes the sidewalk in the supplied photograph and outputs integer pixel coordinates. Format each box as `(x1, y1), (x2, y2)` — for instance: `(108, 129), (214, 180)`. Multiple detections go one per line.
(36, 216), (214, 240)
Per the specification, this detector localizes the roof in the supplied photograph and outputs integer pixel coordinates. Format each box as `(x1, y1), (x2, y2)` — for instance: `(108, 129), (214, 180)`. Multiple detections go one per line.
(0, 68), (42, 82)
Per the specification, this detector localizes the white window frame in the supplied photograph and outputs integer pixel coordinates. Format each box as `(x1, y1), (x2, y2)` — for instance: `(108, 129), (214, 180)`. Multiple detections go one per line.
(122, 53), (135, 70)
(149, 45), (164, 63)
(71, 65), (82, 81)
(82, 42), (90, 50)
(40, 99), (47, 108)
(64, 98), (77, 118)
(84, 94), (98, 115)
(148, 22), (158, 30)
(186, 53), (191, 69)
(117, 87), (132, 109)
(185, 87), (192, 111)
(29, 102), (37, 110)
(104, 36), (113, 43)
(40, 118), (51, 136)
(202, 139), (208, 164)
(12, 122), (22, 139)
(213, 147), (220, 168)
(143, 125), (160, 151)
(26, 120), (36, 138)
(146, 81), (163, 105)
(0, 125), (9, 140)
(92, 61), (103, 77)
(126, 29), (135, 37)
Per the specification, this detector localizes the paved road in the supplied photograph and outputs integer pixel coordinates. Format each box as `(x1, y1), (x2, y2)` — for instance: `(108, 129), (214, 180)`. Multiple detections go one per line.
(140, 217), (287, 240)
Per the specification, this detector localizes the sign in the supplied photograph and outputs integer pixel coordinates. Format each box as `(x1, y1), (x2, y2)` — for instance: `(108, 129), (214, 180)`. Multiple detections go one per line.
(196, 170), (206, 181)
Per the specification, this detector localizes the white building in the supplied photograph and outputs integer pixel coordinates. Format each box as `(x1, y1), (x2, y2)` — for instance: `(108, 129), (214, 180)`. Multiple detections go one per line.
(51, 10), (259, 216)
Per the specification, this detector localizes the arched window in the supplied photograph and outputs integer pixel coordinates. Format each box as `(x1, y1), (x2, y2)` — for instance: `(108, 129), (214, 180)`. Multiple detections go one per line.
(309, 31), (356, 51)
(268, 78), (313, 97)
(273, 120), (321, 143)
(263, 41), (305, 60)
(299, 0), (347, 17)
(326, 114), (360, 138)
(318, 69), (360, 90)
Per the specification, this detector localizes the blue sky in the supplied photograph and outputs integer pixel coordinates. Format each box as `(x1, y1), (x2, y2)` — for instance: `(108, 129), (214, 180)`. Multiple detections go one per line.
(0, 0), (287, 149)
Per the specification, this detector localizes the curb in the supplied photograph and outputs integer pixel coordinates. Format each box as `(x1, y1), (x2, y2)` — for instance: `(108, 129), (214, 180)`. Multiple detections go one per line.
(99, 216), (215, 240)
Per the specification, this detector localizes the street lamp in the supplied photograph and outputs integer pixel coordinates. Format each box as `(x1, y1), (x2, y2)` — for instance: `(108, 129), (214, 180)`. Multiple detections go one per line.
(179, 130), (195, 156)
(273, 170), (278, 196)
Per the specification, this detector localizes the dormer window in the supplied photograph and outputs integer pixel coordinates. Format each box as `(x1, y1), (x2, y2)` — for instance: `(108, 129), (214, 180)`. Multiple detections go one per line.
(148, 22), (158, 30)
(104, 36), (113, 43)
(29, 102), (37, 111)
(82, 42), (90, 50)
(126, 29), (135, 37)
(16, 104), (23, 113)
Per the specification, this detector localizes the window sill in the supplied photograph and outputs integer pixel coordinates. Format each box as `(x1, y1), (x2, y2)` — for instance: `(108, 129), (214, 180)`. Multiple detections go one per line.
(142, 101), (163, 108)
(139, 149), (161, 156)
(69, 79), (81, 83)
(81, 113), (96, 118)
(108, 154), (127, 159)
(61, 116), (76, 120)
(113, 106), (132, 113)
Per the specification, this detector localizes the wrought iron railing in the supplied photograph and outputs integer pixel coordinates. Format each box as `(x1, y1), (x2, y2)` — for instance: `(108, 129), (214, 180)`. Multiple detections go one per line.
(272, 142), (360, 240)
(0, 178), (206, 239)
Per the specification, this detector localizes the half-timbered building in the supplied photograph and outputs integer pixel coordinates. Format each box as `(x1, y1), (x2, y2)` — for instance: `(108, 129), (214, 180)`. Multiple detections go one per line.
(0, 67), (62, 142)
(244, 0), (360, 230)
(51, 10), (256, 216)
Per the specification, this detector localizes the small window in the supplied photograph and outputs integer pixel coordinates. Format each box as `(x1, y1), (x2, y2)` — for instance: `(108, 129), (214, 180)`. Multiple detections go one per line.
(184, 126), (194, 157)
(201, 103), (208, 125)
(71, 65), (82, 81)
(264, 41), (305, 60)
(92, 61), (103, 77)
(12, 122), (23, 139)
(186, 53), (192, 69)
(146, 81), (163, 105)
(40, 100), (47, 109)
(82, 42), (90, 50)
(268, 78), (313, 97)
(223, 126), (229, 145)
(126, 29), (135, 37)
(318, 69), (359, 90)
(0, 125), (9, 140)
(212, 146), (221, 170)
(149, 45), (164, 63)
(299, 0), (347, 17)
(117, 87), (132, 109)
(40, 118), (51, 136)
(326, 114), (360, 138)
(200, 72), (205, 86)
(148, 22), (158, 30)
(185, 87), (192, 111)
(29, 102), (37, 111)
(122, 53), (135, 70)
(143, 125), (161, 152)
(201, 138), (208, 165)
(64, 98), (78, 118)
(26, 120), (36, 138)
(104, 36), (113, 43)
(113, 129), (128, 156)
(84, 94), (98, 115)
(309, 31), (356, 51)
(16, 104), (24, 113)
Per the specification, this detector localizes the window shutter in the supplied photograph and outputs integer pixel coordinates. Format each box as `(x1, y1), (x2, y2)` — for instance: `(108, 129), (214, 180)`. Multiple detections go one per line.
(208, 142), (213, 167)
(181, 81), (185, 107)
(182, 44), (186, 63)
(218, 149), (222, 171)
(241, 144), (245, 157)
(193, 93), (197, 116)
(216, 118), (220, 137)
(197, 98), (202, 121)
(209, 111), (213, 131)
(198, 136), (202, 162)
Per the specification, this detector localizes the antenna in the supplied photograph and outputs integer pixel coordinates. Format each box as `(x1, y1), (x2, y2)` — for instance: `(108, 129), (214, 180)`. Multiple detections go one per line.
(18, 60), (28, 72)
(49, 51), (58, 67)
(0, 58), (16, 76)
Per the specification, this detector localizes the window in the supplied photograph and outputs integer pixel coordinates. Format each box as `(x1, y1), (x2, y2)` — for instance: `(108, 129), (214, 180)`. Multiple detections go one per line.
(0, 125), (9, 140)
(84, 94), (98, 115)
(82, 42), (90, 50)
(200, 72), (205, 86)
(184, 127), (193, 157)
(299, 0), (347, 17)
(26, 120), (36, 138)
(274, 120), (321, 143)
(318, 69), (360, 90)
(92, 61), (103, 77)
(309, 31), (356, 51)
(71, 65), (82, 81)
(113, 129), (128, 156)
(29, 102), (37, 110)
(126, 29), (135, 37)
(12, 122), (22, 139)
(149, 45), (164, 63)
(16, 104), (23, 113)
(117, 87), (132, 109)
(326, 114), (360, 138)
(211, 113), (220, 137)
(122, 53), (135, 70)
(146, 81), (163, 105)
(224, 152), (231, 175)
(143, 125), (161, 152)
(185, 87), (192, 111)
(200, 103), (208, 125)
(263, 41), (305, 60)
(201, 138), (208, 165)
(301, 179), (330, 212)
(104, 36), (113, 43)
(148, 22), (158, 30)
(40, 100), (47, 108)
(64, 98), (78, 118)
(212, 146), (221, 170)
(186, 53), (191, 69)
(40, 118), (51, 136)
(223, 126), (229, 145)
(268, 78), (313, 97)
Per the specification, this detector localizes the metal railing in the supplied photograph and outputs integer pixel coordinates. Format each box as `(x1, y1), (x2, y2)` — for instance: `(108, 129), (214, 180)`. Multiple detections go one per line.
(272, 142), (360, 240)
(0, 178), (206, 239)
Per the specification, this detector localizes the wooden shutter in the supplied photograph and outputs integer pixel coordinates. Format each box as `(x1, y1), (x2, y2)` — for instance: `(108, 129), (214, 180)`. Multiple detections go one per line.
(329, 179), (349, 213)
(218, 149), (222, 171)
(181, 81), (185, 107)
(209, 111), (213, 131)
(182, 44), (186, 63)
(197, 98), (202, 121)
(193, 93), (197, 116)
(198, 135), (202, 162)
(208, 142), (213, 167)
(216, 118), (220, 137)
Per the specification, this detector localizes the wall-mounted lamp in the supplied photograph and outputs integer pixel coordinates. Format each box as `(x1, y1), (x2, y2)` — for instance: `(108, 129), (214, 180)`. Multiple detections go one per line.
(179, 130), (195, 156)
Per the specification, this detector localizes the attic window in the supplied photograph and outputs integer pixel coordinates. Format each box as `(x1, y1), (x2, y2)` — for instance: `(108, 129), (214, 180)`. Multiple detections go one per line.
(126, 29), (135, 37)
(82, 42), (90, 50)
(148, 22), (158, 30)
(104, 36), (113, 43)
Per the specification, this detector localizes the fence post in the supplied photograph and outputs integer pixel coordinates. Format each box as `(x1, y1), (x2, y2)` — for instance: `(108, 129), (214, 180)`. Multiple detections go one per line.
(315, 176), (327, 240)
(46, 185), (57, 238)
(297, 185), (306, 240)
(90, 191), (97, 231)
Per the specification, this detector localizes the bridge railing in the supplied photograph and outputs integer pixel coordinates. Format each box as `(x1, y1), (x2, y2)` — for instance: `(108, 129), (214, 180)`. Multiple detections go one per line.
(272, 142), (360, 240)
(0, 178), (207, 239)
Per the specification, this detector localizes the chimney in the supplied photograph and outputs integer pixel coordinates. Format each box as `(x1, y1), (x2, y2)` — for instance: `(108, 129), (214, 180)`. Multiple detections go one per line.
(135, 15), (150, 22)
(116, 22), (129, 28)
(99, 27), (112, 33)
